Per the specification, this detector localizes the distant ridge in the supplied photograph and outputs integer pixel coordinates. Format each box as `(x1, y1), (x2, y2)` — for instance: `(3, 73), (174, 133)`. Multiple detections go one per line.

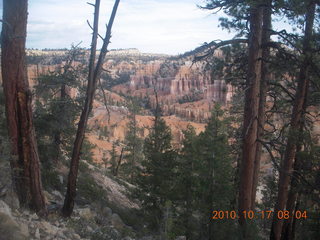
(106, 48), (170, 58)
(26, 48), (170, 58)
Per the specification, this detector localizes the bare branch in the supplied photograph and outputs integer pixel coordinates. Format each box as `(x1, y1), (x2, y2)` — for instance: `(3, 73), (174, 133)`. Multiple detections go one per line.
(93, 0), (120, 81)
(87, 20), (104, 41)
(257, 139), (281, 171)
(86, 2), (95, 7)
(98, 78), (111, 123)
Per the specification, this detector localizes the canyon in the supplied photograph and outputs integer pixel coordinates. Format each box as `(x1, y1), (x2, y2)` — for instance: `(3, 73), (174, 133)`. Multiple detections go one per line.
(25, 48), (234, 163)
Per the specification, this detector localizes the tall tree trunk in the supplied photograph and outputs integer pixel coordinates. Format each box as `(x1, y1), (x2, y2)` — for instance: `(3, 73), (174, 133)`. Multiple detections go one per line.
(53, 83), (67, 163)
(281, 156), (302, 240)
(281, 74), (309, 240)
(62, 0), (120, 217)
(238, 3), (263, 236)
(1, 0), (46, 215)
(251, 0), (272, 209)
(270, 2), (316, 239)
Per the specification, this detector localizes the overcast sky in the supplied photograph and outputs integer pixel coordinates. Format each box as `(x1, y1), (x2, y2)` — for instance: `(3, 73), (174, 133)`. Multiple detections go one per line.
(0, 0), (235, 55)
(0, 1), (291, 55)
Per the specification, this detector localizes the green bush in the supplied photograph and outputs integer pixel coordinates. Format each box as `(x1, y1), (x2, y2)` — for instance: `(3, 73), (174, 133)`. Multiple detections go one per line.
(77, 172), (107, 204)
(41, 167), (62, 191)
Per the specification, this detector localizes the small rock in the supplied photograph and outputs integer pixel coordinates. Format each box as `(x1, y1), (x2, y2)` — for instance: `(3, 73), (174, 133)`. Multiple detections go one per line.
(0, 212), (28, 240)
(0, 186), (7, 197)
(122, 237), (134, 240)
(57, 230), (67, 239)
(102, 206), (113, 218)
(64, 229), (76, 239)
(19, 222), (29, 238)
(73, 233), (81, 240)
(41, 221), (59, 235)
(86, 225), (93, 232)
(31, 213), (39, 220)
(78, 207), (95, 220)
(35, 228), (40, 239)
(0, 200), (28, 240)
(58, 175), (64, 184)
(0, 199), (12, 217)
(111, 213), (125, 230)
(52, 190), (63, 201)
(175, 236), (186, 240)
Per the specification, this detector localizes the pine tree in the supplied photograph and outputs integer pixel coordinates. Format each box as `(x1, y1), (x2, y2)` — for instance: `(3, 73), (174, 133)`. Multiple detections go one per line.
(175, 125), (199, 239)
(109, 142), (118, 176)
(34, 47), (86, 167)
(174, 105), (236, 240)
(123, 98), (144, 182)
(197, 105), (235, 239)
(135, 115), (177, 232)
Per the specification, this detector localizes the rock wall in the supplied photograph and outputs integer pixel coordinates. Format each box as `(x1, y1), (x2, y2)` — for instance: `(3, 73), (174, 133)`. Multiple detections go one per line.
(124, 61), (234, 121)
(128, 62), (232, 103)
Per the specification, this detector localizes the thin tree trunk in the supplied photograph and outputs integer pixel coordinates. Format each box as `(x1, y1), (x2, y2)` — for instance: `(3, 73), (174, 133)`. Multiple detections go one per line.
(238, 3), (263, 236)
(185, 160), (193, 240)
(115, 147), (124, 176)
(131, 112), (136, 182)
(251, 0), (272, 209)
(281, 85), (308, 240)
(270, 2), (316, 239)
(62, 0), (100, 217)
(281, 163), (301, 240)
(1, 0), (46, 215)
(53, 83), (66, 163)
(62, 0), (120, 217)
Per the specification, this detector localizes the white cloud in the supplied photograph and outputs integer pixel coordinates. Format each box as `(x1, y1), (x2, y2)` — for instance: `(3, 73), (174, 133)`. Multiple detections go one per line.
(25, 0), (231, 54)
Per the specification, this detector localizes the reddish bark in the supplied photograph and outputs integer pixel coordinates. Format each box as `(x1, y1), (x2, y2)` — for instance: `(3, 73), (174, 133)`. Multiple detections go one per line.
(251, 0), (272, 208)
(270, 2), (316, 239)
(1, 0), (46, 215)
(238, 3), (263, 236)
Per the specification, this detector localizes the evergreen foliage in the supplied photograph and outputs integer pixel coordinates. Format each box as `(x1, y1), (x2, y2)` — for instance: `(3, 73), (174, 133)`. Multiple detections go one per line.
(134, 105), (237, 239)
(33, 47), (87, 167)
(193, 106), (236, 239)
(122, 98), (144, 182)
(135, 115), (177, 232)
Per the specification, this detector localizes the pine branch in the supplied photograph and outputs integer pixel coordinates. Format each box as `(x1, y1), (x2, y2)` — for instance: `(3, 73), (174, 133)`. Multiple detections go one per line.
(193, 38), (248, 62)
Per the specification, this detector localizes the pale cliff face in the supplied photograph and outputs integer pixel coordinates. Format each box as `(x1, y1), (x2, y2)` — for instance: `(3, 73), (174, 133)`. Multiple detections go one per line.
(112, 59), (233, 122)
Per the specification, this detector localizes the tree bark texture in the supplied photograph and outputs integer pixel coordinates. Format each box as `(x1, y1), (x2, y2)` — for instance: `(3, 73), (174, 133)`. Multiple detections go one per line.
(251, 0), (272, 208)
(62, 0), (120, 217)
(1, 0), (46, 215)
(270, 2), (316, 239)
(238, 3), (263, 236)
